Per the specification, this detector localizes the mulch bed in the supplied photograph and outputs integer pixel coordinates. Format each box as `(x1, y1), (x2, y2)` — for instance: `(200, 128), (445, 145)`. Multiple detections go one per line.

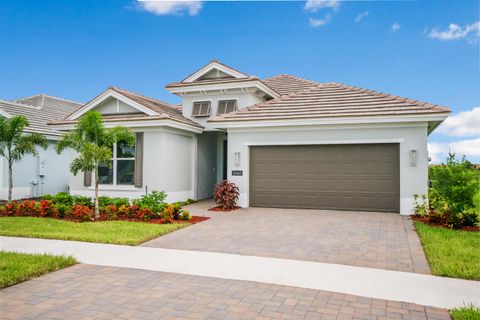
(208, 206), (241, 212)
(411, 215), (479, 232)
(1, 213), (209, 225)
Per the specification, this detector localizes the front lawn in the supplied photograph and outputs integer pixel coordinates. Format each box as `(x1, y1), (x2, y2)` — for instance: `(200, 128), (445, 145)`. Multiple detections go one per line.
(0, 251), (76, 288)
(415, 222), (480, 280)
(450, 305), (480, 320)
(0, 217), (188, 245)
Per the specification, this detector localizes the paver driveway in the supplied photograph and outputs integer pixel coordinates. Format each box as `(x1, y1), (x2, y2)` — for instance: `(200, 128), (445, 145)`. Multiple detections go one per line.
(143, 201), (430, 274)
(0, 264), (450, 320)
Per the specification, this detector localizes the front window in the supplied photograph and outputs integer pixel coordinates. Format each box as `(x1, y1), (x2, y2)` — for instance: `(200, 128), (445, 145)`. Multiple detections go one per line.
(98, 141), (135, 185)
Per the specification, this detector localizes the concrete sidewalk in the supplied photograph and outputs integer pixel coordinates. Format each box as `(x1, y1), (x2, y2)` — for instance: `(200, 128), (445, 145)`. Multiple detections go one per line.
(1, 236), (478, 309)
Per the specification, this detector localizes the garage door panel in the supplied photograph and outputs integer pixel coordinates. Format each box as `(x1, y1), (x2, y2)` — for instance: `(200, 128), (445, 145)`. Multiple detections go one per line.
(250, 144), (399, 213)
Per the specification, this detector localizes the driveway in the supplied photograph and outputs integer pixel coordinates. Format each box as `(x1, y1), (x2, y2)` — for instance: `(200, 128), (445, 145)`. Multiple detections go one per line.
(0, 264), (450, 320)
(143, 200), (431, 274)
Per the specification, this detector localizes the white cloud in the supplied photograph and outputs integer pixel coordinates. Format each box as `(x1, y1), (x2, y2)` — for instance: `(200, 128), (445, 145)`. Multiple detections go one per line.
(355, 11), (369, 23)
(391, 22), (401, 32)
(309, 15), (331, 27)
(138, 0), (203, 16)
(428, 138), (480, 163)
(436, 107), (480, 137)
(428, 21), (480, 41)
(304, 0), (340, 13)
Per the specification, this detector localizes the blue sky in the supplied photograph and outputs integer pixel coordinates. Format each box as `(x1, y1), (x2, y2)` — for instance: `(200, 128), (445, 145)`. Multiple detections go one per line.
(0, 0), (479, 163)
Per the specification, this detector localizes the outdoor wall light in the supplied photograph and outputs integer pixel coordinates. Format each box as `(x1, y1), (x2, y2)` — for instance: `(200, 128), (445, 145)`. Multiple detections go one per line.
(234, 152), (240, 167)
(410, 149), (417, 166)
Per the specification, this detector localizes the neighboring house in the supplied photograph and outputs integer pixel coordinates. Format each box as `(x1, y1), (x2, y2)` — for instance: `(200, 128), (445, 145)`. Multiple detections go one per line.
(50, 60), (450, 214)
(0, 95), (82, 199)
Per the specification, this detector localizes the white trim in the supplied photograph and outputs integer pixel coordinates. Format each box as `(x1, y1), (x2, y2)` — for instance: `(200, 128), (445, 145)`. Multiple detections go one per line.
(167, 80), (280, 99)
(88, 185), (140, 191)
(211, 113), (450, 129)
(244, 138), (404, 146)
(183, 61), (249, 83)
(67, 90), (159, 120)
(51, 119), (204, 134)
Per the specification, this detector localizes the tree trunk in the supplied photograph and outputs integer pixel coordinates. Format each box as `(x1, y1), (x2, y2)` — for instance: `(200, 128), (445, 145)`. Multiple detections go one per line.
(94, 167), (100, 220)
(7, 162), (13, 202)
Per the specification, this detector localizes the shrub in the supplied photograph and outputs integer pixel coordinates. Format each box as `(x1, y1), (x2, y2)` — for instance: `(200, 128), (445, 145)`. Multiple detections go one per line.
(429, 153), (479, 214)
(163, 203), (182, 220)
(413, 194), (428, 217)
(53, 203), (70, 218)
(17, 200), (39, 216)
(47, 192), (73, 205)
(98, 196), (129, 209)
(462, 210), (479, 227)
(72, 195), (92, 207)
(180, 209), (191, 221)
(39, 200), (56, 217)
(213, 180), (240, 210)
(132, 191), (167, 213)
(70, 205), (93, 222)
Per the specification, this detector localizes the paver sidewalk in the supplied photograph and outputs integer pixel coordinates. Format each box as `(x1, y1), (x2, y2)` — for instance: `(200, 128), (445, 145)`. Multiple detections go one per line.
(1, 236), (478, 309)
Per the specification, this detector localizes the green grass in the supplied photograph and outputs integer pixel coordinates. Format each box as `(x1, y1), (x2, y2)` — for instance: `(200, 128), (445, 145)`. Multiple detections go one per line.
(450, 305), (480, 320)
(0, 251), (76, 288)
(415, 222), (480, 280)
(0, 217), (189, 245)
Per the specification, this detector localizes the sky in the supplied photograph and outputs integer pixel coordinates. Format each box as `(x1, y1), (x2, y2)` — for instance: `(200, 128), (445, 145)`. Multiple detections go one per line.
(0, 0), (479, 163)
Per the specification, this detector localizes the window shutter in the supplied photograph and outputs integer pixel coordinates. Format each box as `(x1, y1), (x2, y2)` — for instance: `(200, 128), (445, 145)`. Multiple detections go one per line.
(134, 132), (144, 188)
(84, 171), (92, 187)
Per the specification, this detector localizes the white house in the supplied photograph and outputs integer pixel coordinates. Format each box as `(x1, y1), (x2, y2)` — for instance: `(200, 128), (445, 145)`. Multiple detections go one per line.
(0, 95), (83, 199)
(50, 60), (450, 214)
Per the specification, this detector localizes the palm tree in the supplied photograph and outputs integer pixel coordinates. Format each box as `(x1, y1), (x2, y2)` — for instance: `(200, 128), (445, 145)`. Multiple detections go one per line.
(0, 115), (48, 202)
(56, 111), (134, 219)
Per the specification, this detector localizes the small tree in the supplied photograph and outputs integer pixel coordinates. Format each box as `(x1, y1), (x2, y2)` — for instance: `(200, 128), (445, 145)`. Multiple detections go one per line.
(0, 115), (48, 202)
(56, 111), (134, 219)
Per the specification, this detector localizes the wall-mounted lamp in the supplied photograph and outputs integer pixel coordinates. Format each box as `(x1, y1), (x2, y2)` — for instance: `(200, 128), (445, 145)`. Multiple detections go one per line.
(234, 152), (240, 167)
(410, 149), (417, 166)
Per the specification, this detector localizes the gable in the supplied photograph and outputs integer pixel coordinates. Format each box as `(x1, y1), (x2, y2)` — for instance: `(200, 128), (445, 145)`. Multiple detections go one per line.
(94, 96), (143, 115)
(196, 68), (235, 81)
(182, 60), (249, 83)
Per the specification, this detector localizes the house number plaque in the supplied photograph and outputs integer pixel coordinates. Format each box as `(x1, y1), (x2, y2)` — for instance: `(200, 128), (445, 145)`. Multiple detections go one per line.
(231, 170), (243, 176)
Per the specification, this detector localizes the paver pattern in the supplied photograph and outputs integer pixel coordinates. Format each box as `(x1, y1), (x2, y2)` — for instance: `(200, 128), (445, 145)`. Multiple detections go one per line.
(143, 202), (431, 274)
(0, 264), (450, 320)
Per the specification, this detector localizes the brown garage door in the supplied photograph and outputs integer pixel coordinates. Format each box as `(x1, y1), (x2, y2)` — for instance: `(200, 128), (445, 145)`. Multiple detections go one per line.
(249, 144), (400, 213)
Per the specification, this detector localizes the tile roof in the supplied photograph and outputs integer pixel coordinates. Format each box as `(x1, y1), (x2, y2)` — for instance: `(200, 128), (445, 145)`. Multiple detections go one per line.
(209, 81), (451, 123)
(49, 87), (203, 129)
(0, 95), (83, 136)
(109, 87), (202, 128)
(262, 74), (320, 96)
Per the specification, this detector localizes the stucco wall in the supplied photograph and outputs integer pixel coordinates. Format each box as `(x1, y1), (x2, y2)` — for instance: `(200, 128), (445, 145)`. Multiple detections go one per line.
(69, 128), (196, 203)
(0, 140), (70, 200)
(95, 97), (138, 114)
(226, 123), (429, 214)
(182, 92), (263, 130)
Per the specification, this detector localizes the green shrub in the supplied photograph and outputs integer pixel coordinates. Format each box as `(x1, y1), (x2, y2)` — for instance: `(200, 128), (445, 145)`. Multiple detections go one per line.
(53, 203), (70, 218)
(72, 195), (92, 207)
(180, 209), (191, 221)
(429, 153), (479, 214)
(47, 192), (73, 205)
(98, 196), (129, 208)
(462, 209), (479, 227)
(413, 194), (428, 216)
(132, 191), (167, 213)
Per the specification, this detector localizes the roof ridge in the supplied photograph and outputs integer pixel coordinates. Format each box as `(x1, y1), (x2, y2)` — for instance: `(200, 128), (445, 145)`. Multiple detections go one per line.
(14, 93), (83, 106)
(324, 82), (451, 112)
(0, 98), (42, 110)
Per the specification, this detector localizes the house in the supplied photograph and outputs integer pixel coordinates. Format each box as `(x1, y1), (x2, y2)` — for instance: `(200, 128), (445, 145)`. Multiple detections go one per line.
(0, 95), (83, 199)
(50, 60), (450, 214)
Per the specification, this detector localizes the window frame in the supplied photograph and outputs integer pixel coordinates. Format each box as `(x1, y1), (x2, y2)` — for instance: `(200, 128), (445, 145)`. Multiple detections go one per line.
(192, 101), (212, 117)
(217, 99), (237, 115)
(98, 141), (135, 186)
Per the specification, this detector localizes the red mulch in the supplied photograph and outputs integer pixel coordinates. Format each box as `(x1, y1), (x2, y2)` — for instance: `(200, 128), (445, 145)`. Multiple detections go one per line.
(1, 213), (209, 225)
(411, 215), (479, 232)
(208, 206), (241, 212)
